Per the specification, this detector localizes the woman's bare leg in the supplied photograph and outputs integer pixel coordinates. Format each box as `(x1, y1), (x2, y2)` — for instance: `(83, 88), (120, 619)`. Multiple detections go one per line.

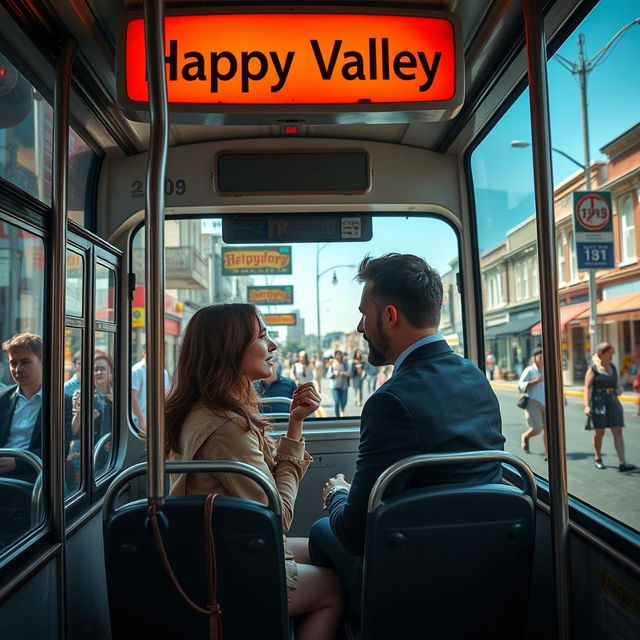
(521, 427), (542, 449)
(610, 427), (626, 464)
(593, 428), (605, 459)
(288, 563), (344, 640)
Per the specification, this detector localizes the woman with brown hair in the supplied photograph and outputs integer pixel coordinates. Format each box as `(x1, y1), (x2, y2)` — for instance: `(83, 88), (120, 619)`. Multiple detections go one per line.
(166, 304), (343, 640)
(584, 342), (636, 472)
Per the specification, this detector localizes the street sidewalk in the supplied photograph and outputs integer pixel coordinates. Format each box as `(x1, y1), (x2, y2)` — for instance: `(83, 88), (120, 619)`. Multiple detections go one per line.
(491, 380), (637, 404)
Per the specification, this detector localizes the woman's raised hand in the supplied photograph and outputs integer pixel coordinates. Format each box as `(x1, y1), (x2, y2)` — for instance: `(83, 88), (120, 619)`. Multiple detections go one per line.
(289, 381), (322, 423)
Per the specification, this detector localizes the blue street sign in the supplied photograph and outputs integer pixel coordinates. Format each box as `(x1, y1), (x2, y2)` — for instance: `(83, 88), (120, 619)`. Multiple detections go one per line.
(573, 191), (614, 269)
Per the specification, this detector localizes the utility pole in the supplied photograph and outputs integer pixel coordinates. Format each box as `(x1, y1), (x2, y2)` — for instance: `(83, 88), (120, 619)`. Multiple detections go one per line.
(556, 18), (640, 357)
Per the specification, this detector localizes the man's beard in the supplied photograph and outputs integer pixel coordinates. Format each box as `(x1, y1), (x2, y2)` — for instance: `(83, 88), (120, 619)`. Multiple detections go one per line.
(364, 313), (390, 366)
(366, 338), (388, 366)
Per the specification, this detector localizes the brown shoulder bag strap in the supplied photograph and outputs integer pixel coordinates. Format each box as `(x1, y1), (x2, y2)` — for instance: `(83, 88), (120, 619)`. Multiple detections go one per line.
(148, 493), (223, 640)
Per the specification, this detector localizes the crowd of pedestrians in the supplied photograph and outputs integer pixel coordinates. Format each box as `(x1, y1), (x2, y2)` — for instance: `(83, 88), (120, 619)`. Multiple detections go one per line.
(272, 348), (382, 417)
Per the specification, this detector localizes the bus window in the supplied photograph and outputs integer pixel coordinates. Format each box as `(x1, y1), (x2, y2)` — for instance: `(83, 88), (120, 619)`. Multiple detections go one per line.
(68, 129), (98, 229)
(471, 0), (640, 531)
(64, 326), (82, 496)
(95, 263), (115, 323)
(94, 263), (116, 479)
(131, 215), (461, 422)
(0, 221), (45, 553)
(0, 50), (52, 204)
(66, 249), (84, 317)
(93, 331), (115, 479)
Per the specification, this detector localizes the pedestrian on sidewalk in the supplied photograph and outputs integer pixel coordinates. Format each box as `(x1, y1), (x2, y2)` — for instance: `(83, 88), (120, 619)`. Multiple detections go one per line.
(518, 347), (548, 460)
(584, 342), (636, 472)
(327, 350), (350, 417)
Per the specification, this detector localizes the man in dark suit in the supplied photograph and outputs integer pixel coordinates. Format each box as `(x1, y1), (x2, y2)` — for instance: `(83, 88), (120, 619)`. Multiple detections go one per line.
(0, 332), (44, 481)
(309, 254), (505, 612)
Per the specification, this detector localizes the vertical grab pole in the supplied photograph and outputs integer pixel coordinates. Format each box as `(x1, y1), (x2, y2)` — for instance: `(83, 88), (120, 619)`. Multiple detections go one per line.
(521, 2), (572, 638)
(51, 37), (76, 638)
(143, 0), (168, 505)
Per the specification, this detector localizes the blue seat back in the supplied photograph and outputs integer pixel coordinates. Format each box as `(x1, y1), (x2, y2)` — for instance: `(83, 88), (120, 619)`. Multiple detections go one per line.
(361, 454), (536, 639)
(104, 494), (289, 639)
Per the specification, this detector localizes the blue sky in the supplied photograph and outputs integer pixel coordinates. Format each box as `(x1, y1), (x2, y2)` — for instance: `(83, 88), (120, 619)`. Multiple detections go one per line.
(472, 0), (640, 252)
(253, 216), (459, 337)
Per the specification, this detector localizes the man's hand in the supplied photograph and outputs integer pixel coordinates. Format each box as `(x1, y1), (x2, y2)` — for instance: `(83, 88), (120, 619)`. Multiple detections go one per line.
(0, 457), (17, 474)
(321, 473), (351, 503)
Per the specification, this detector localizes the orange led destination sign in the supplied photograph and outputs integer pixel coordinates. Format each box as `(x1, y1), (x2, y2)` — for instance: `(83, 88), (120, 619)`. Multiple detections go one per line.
(118, 11), (462, 115)
(264, 313), (298, 327)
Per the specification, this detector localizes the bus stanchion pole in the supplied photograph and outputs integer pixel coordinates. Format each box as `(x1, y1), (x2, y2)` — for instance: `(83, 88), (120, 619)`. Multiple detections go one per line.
(522, 1), (572, 638)
(143, 0), (169, 505)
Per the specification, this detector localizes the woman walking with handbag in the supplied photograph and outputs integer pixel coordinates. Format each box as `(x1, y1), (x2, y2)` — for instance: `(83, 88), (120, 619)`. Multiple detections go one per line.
(584, 342), (636, 471)
(518, 347), (547, 460)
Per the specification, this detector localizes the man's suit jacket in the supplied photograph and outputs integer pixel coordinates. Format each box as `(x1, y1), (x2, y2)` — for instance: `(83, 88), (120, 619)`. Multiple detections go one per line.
(0, 384), (43, 480)
(328, 339), (505, 555)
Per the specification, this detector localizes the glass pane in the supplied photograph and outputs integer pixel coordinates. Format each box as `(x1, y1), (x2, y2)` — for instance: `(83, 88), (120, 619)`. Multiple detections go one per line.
(68, 129), (97, 228)
(471, 0), (640, 530)
(131, 216), (460, 423)
(93, 332), (115, 478)
(64, 328), (82, 497)
(95, 264), (115, 323)
(0, 53), (52, 203)
(0, 222), (45, 552)
(66, 250), (84, 317)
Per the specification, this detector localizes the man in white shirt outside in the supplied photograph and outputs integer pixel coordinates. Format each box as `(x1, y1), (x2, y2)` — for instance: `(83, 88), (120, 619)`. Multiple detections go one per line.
(0, 332), (44, 480)
(131, 345), (170, 433)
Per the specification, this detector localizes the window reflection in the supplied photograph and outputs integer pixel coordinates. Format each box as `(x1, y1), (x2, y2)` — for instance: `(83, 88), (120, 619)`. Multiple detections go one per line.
(0, 222), (45, 552)
(0, 53), (52, 203)
(95, 264), (115, 323)
(64, 328), (82, 496)
(66, 250), (84, 317)
(93, 333), (115, 478)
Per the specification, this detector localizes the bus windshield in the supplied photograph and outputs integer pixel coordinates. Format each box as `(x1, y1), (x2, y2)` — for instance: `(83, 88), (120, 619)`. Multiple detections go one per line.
(131, 214), (461, 421)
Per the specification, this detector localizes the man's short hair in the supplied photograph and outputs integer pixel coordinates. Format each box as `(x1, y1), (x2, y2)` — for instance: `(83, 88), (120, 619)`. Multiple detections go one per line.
(356, 253), (443, 328)
(2, 332), (43, 360)
(532, 347), (543, 357)
(72, 350), (82, 364)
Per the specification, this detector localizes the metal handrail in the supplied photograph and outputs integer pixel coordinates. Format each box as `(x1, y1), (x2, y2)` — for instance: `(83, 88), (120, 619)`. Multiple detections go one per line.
(260, 397), (293, 406)
(0, 448), (44, 524)
(93, 432), (112, 472)
(103, 459), (282, 520)
(367, 450), (536, 512)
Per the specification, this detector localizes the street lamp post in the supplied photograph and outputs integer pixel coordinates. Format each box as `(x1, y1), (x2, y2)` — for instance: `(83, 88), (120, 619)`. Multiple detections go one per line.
(511, 139), (597, 350)
(315, 243), (355, 353)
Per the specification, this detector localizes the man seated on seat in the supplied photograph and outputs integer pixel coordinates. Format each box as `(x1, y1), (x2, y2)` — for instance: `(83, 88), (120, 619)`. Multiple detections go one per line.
(309, 254), (505, 614)
(254, 359), (296, 413)
(0, 332), (44, 481)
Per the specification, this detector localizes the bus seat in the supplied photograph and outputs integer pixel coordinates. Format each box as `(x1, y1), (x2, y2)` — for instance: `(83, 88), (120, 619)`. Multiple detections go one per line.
(361, 451), (536, 640)
(103, 461), (290, 640)
(0, 478), (35, 550)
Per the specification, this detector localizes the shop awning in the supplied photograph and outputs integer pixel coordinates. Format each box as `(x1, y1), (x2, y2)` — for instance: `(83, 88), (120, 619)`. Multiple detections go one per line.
(573, 293), (640, 323)
(530, 301), (591, 336)
(484, 316), (540, 338)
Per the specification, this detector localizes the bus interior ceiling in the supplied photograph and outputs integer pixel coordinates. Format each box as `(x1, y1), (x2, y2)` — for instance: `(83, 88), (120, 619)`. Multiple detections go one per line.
(1, 1), (640, 640)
